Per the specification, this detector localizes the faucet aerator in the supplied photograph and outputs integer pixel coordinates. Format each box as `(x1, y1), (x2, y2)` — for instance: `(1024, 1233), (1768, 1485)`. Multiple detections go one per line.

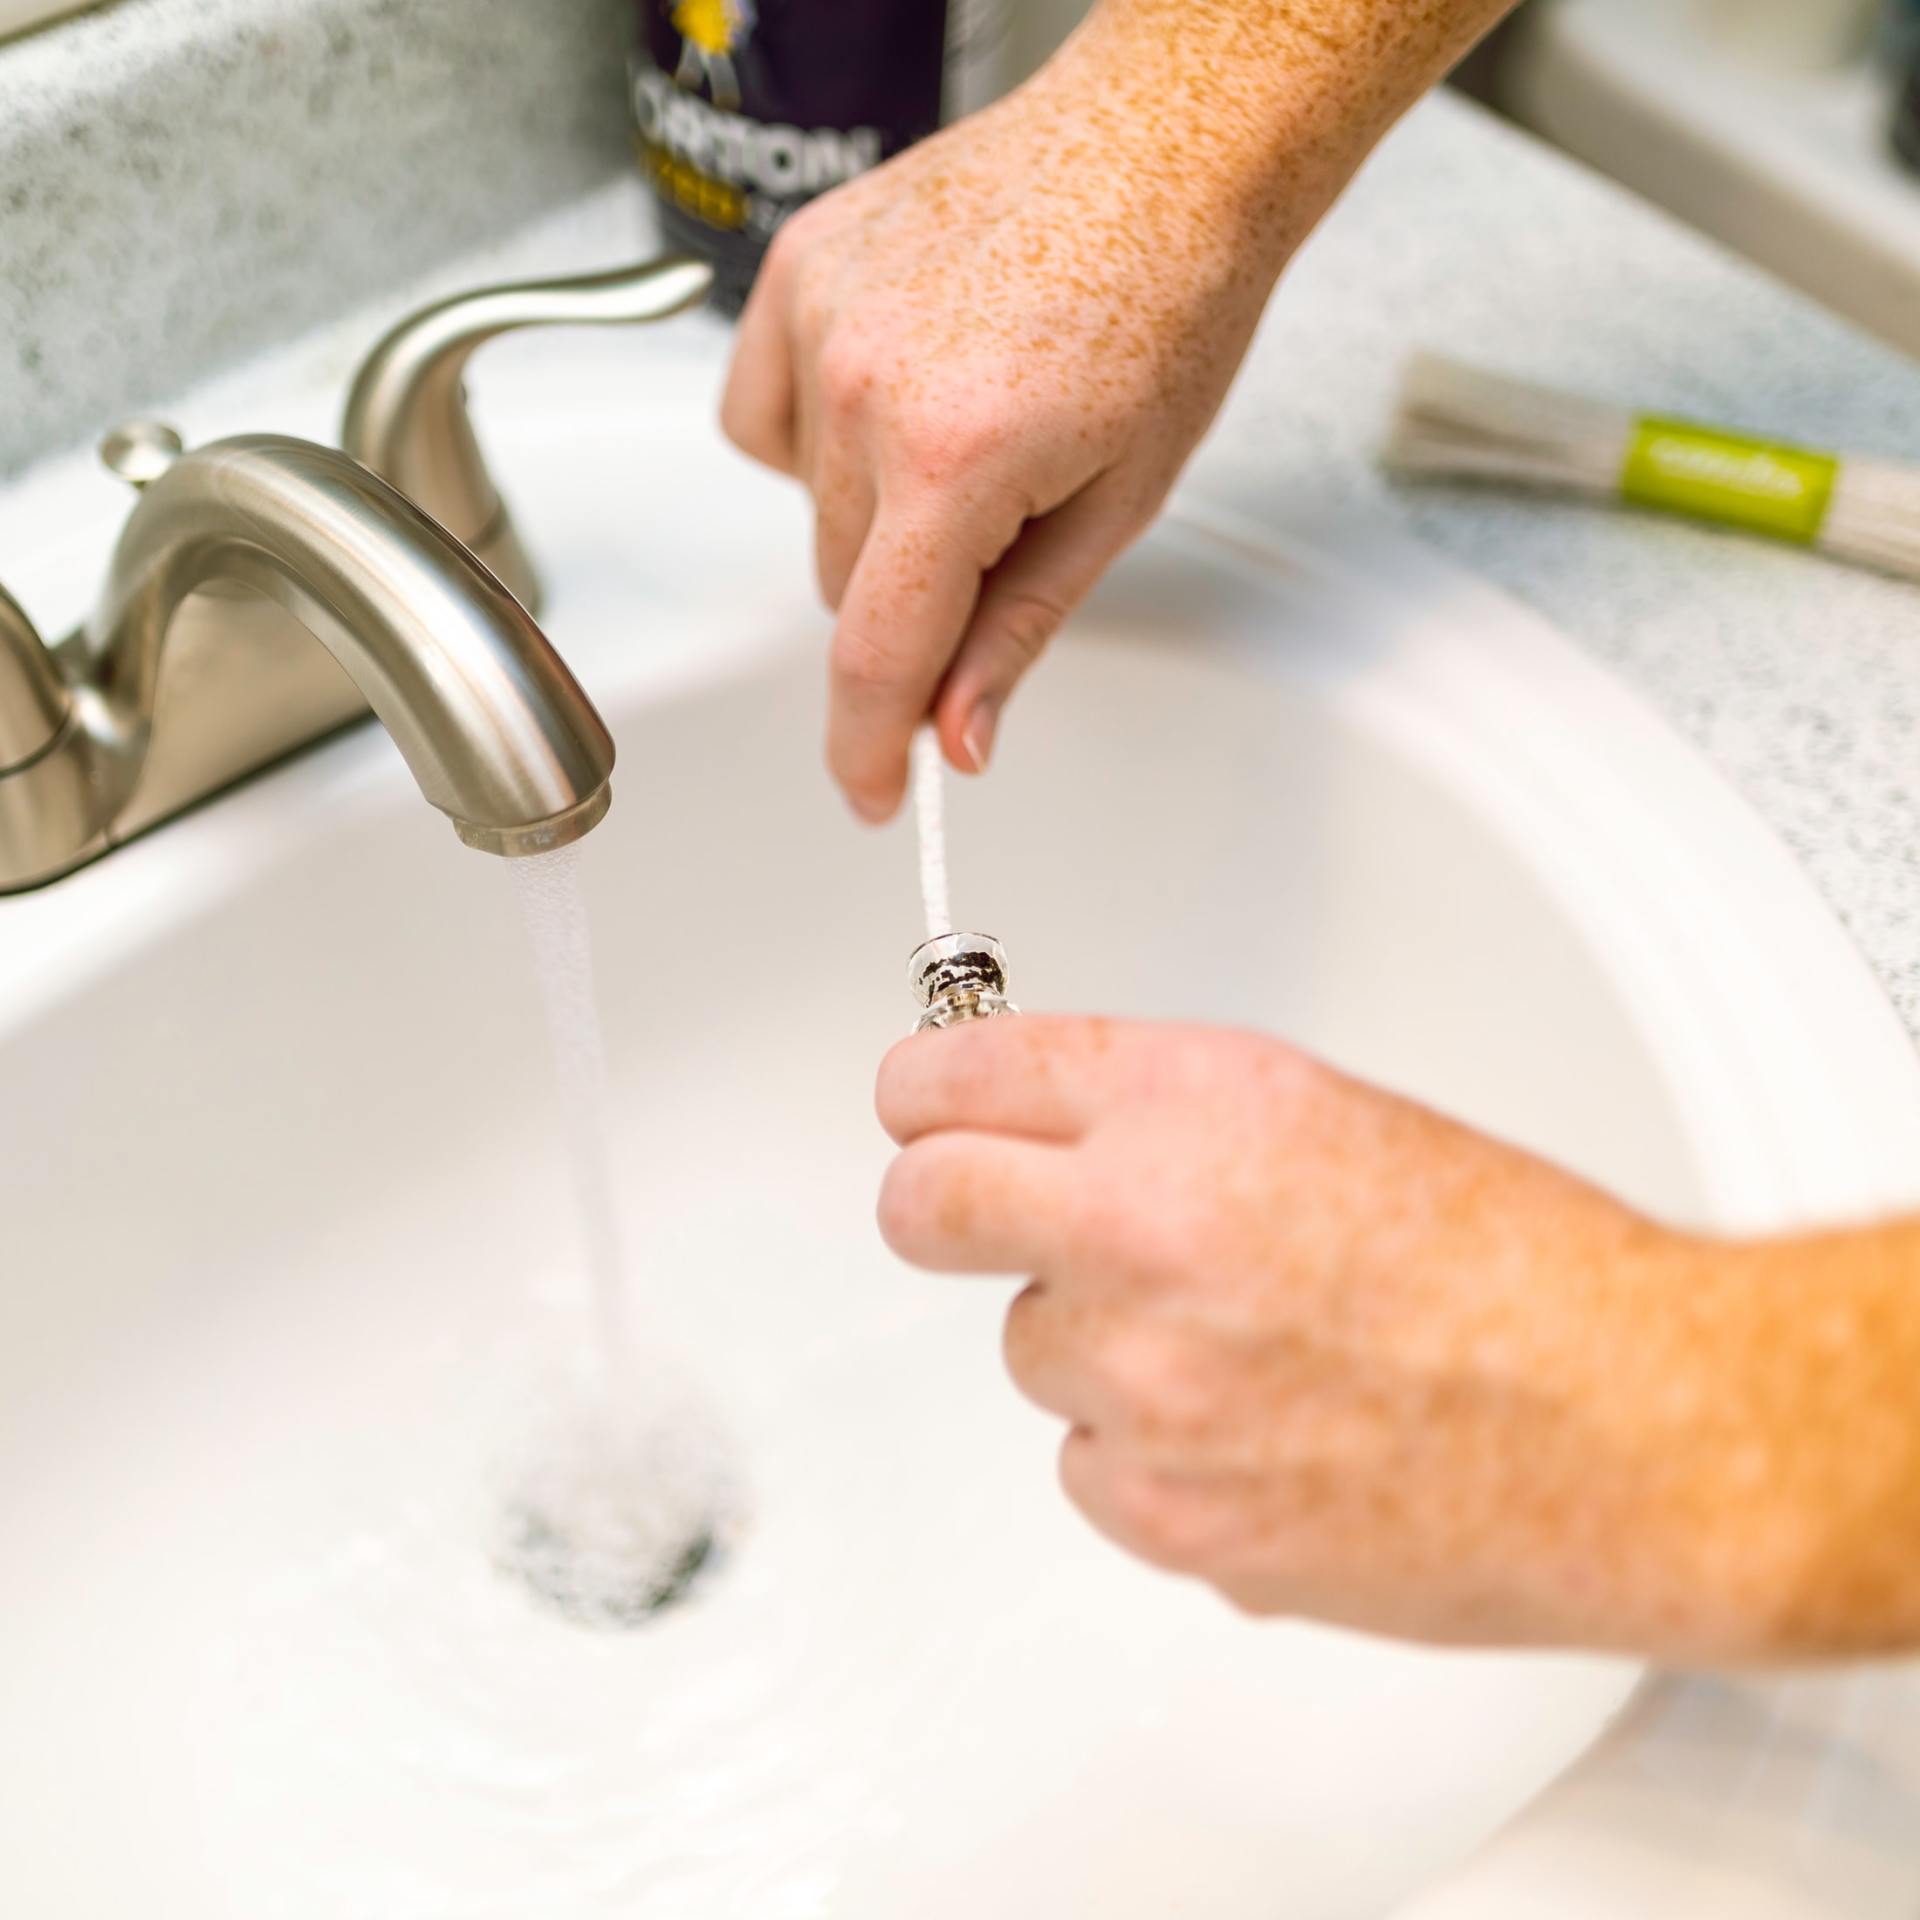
(452, 783), (614, 859)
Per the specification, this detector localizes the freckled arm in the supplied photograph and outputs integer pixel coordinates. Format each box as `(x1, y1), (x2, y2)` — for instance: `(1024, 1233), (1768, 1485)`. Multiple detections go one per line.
(1069, 0), (1527, 268)
(1687, 1220), (1920, 1658)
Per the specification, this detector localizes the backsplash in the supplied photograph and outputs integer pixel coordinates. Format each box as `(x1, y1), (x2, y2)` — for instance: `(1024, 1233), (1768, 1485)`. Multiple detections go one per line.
(0, 0), (630, 477)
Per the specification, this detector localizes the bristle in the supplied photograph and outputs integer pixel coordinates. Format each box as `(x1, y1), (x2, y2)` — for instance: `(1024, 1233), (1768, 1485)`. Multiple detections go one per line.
(1384, 353), (1629, 497)
(1826, 459), (1920, 581)
(1824, 458), (1920, 574)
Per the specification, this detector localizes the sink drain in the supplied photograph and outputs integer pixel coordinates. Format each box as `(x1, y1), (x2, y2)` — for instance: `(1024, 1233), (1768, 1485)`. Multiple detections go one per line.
(492, 1374), (741, 1629)
(499, 1501), (721, 1626)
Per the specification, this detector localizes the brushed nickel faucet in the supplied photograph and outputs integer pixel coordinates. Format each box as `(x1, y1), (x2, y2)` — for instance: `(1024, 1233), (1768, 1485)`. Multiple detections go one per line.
(0, 256), (713, 892)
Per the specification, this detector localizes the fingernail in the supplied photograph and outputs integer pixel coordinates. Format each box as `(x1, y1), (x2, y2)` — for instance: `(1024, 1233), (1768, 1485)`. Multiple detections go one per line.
(962, 701), (999, 774)
(848, 786), (892, 826)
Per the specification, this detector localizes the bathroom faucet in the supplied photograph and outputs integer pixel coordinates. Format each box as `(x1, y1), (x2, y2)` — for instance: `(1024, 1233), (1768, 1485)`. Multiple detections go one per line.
(0, 430), (613, 890)
(0, 254), (713, 891)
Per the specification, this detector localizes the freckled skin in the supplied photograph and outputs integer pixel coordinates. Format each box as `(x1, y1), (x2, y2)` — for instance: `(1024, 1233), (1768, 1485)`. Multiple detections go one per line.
(729, 1), (1920, 1660)
(877, 1019), (1920, 1661)
(720, 0), (1521, 820)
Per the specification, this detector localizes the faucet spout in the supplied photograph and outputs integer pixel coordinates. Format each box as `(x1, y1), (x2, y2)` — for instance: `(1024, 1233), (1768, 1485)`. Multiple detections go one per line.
(86, 434), (615, 856)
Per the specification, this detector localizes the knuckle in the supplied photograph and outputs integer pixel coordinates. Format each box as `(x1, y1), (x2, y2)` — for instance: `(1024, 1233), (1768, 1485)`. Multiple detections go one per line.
(875, 1147), (938, 1257)
(816, 332), (875, 422)
(1245, 1032), (1325, 1112)
(947, 404), (1016, 473)
(1085, 1320), (1170, 1425)
(1144, 1026), (1230, 1099)
(829, 626), (902, 699)
(1143, 1191), (1221, 1287)
(892, 397), (1012, 489)
(760, 211), (816, 283)
(1094, 1326), (1218, 1448)
(718, 374), (777, 463)
(1001, 1282), (1051, 1382)
(872, 1036), (916, 1128)
(1139, 1341), (1218, 1442)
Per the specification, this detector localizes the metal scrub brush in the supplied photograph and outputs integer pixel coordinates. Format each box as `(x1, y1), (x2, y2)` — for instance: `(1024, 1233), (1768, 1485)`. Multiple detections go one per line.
(1384, 352), (1920, 581)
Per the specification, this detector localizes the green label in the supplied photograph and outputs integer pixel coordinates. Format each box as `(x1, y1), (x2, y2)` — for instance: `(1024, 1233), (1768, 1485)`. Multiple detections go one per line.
(1620, 418), (1838, 544)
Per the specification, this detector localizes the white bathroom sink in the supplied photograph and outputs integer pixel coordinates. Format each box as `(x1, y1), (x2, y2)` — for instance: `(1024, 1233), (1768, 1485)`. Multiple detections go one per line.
(3, 332), (1920, 1916)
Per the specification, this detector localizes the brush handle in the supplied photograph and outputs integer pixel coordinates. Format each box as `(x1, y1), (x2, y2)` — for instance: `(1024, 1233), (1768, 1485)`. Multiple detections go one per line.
(1620, 418), (1839, 546)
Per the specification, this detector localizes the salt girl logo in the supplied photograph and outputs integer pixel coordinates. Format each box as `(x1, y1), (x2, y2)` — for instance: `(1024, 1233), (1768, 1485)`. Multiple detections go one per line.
(635, 0), (884, 218)
(669, 0), (753, 110)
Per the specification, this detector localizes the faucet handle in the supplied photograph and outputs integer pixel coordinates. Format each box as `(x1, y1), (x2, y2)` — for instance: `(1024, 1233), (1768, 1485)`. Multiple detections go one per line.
(341, 256), (714, 613)
(0, 576), (67, 772)
(99, 420), (186, 490)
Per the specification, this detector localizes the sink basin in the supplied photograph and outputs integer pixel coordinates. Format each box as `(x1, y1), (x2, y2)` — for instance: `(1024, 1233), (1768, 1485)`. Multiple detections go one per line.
(4, 331), (1920, 1916)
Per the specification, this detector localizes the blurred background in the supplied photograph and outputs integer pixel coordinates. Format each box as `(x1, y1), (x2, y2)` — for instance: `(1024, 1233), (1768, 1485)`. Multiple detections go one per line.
(1461, 0), (1920, 360)
(3, 0), (1915, 476)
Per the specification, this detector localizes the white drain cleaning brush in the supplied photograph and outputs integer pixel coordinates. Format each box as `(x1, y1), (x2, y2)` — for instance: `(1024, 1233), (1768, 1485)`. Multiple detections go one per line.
(905, 725), (1016, 1031)
(1384, 352), (1920, 581)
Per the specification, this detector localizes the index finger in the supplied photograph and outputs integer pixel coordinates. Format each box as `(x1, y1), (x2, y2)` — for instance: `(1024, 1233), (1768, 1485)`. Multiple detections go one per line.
(876, 1015), (1133, 1147)
(826, 504), (991, 821)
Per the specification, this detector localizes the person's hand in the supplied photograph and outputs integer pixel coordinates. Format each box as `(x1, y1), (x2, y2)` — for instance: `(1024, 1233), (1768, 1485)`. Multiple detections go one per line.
(875, 1015), (1920, 1660)
(718, 0), (1538, 817)
(719, 23), (1309, 821)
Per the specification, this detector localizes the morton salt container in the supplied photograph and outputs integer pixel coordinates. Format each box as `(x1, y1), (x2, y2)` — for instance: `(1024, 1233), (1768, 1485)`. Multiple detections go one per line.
(629, 0), (1012, 313)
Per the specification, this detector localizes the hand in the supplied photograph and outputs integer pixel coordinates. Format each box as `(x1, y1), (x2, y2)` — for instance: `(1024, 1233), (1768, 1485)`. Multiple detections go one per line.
(875, 1016), (1920, 1660)
(719, 25), (1303, 821)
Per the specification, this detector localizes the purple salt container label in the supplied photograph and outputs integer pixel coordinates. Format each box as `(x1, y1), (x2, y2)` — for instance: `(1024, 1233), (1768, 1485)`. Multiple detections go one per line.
(630, 0), (950, 312)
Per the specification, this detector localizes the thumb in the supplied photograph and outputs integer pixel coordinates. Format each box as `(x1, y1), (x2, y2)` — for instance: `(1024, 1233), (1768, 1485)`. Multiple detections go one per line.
(931, 473), (1145, 773)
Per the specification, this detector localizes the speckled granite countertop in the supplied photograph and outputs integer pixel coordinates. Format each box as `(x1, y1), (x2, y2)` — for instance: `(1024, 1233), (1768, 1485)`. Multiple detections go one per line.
(1208, 91), (1920, 1036)
(4, 0), (1919, 1044)
(0, 0), (629, 472)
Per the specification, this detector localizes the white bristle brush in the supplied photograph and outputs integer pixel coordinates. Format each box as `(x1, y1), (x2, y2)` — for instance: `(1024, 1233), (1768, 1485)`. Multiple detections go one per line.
(1384, 352), (1920, 583)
